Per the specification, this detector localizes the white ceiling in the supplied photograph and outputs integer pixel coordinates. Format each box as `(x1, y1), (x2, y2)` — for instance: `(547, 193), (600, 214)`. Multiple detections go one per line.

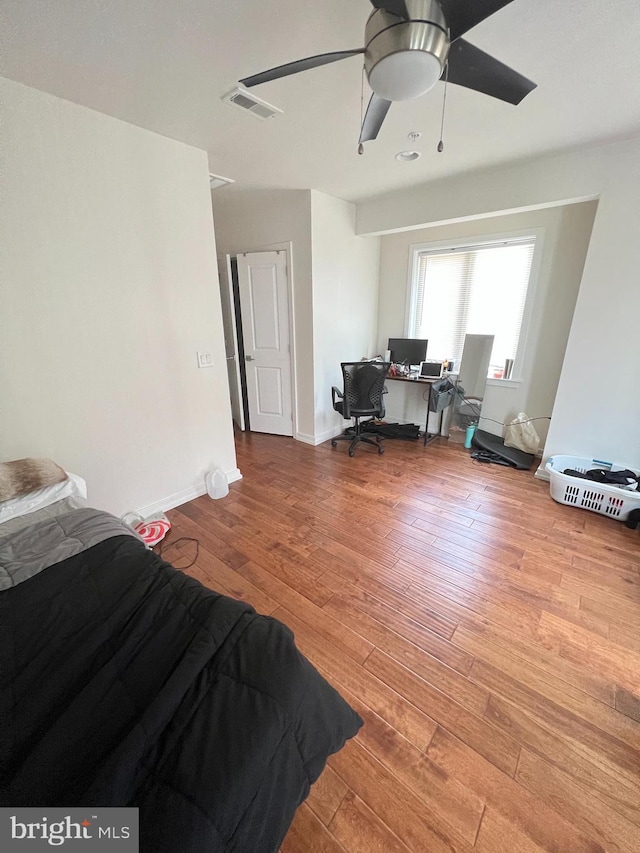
(3, 0), (640, 203)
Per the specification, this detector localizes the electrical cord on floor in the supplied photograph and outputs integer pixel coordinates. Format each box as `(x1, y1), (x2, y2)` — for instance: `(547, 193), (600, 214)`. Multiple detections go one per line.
(156, 537), (200, 569)
(480, 415), (552, 427)
(454, 388), (551, 427)
(454, 388), (481, 417)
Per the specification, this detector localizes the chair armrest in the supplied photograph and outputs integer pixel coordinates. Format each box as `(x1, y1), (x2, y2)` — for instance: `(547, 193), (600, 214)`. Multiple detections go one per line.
(331, 386), (344, 407)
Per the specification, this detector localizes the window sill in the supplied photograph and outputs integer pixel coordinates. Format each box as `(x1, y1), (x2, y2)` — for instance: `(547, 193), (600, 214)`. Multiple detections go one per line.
(486, 378), (522, 389)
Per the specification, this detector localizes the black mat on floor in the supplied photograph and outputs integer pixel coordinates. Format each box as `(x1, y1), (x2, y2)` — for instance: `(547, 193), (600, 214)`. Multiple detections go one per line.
(362, 422), (421, 440)
(472, 428), (535, 470)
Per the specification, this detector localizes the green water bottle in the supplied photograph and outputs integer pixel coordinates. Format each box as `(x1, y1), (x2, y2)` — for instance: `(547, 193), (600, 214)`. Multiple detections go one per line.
(464, 422), (477, 449)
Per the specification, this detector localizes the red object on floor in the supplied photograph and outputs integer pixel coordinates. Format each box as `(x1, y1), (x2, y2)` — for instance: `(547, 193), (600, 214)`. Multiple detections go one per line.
(134, 518), (171, 546)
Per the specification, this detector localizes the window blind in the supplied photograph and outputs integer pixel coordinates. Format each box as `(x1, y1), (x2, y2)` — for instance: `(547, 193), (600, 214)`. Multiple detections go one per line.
(410, 237), (535, 375)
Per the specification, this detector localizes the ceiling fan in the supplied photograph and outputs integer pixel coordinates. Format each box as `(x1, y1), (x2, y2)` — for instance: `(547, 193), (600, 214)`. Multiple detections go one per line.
(239, 0), (536, 149)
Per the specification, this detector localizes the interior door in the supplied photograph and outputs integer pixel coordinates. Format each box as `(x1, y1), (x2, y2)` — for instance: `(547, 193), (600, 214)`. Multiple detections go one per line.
(217, 254), (245, 430)
(237, 251), (293, 436)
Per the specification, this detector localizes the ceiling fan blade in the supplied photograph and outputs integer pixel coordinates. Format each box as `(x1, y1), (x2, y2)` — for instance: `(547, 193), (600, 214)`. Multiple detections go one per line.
(446, 38), (536, 105)
(239, 49), (364, 88)
(359, 93), (393, 144)
(438, 0), (516, 41)
(369, 1), (410, 19)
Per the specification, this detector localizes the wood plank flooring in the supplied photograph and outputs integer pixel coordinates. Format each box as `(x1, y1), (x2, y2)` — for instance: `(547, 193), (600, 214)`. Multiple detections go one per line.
(162, 431), (640, 853)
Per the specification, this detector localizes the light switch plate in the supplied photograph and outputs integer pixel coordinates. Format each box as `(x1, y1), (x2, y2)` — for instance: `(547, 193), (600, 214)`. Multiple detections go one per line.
(197, 351), (214, 368)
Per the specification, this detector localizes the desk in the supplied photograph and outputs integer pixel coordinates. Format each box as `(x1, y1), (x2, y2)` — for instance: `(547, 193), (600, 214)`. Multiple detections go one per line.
(386, 374), (442, 446)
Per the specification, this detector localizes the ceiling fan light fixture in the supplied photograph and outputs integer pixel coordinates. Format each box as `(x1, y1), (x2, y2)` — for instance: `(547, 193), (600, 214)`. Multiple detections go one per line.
(364, 4), (449, 101)
(395, 150), (421, 162)
(240, 0), (537, 149)
(368, 50), (443, 101)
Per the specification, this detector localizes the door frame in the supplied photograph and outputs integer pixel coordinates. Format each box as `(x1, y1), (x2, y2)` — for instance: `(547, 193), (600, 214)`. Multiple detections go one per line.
(222, 242), (297, 439)
(218, 254), (245, 431)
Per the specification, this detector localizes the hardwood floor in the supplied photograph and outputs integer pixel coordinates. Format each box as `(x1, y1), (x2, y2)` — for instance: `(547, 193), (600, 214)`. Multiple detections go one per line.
(163, 431), (640, 852)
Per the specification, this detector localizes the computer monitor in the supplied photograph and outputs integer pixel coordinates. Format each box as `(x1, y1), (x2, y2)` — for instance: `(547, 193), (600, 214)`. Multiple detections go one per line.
(387, 337), (428, 366)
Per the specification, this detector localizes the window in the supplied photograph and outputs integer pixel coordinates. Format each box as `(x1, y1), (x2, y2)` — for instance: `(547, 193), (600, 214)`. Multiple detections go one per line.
(408, 234), (537, 379)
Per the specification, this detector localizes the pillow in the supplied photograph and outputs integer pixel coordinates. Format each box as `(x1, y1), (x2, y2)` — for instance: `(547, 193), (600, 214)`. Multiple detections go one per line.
(0, 473), (87, 525)
(0, 458), (67, 502)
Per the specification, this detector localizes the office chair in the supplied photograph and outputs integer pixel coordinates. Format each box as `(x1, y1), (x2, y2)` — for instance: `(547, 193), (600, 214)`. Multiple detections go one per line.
(331, 361), (391, 456)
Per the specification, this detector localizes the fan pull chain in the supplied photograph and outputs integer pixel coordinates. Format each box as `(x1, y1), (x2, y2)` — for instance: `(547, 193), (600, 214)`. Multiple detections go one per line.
(437, 60), (449, 153)
(358, 64), (365, 155)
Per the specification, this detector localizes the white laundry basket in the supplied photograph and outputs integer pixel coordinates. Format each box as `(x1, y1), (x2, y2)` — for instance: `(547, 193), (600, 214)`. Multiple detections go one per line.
(545, 455), (640, 521)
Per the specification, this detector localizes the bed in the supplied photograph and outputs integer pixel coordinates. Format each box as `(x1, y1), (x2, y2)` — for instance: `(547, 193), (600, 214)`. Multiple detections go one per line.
(0, 460), (362, 852)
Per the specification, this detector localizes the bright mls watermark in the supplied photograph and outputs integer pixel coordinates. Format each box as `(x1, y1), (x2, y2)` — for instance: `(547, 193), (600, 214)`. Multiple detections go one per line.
(1, 808), (138, 850)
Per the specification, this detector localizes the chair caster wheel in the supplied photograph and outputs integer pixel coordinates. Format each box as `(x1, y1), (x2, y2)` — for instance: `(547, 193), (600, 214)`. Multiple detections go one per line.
(331, 440), (337, 448)
(348, 448), (355, 457)
(378, 445), (384, 454)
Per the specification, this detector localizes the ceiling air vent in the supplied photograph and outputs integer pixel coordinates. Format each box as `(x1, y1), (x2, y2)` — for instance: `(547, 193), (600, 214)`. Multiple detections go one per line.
(222, 87), (283, 120)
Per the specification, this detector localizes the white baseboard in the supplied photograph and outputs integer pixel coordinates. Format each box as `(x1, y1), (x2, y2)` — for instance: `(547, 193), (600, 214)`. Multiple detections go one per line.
(136, 484), (207, 517)
(295, 432), (316, 446)
(296, 426), (344, 446)
(534, 464), (550, 481)
(136, 466), (243, 516)
(227, 467), (243, 484)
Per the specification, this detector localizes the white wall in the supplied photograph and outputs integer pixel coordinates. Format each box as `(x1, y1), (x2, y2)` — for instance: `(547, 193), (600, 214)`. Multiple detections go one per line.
(0, 77), (238, 516)
(549, 157), (640, 468)
(357, 135), (640, 469)
(212, 189), (314, 439)
(377, 203), (597, 444)
(310, 192), (380, 442)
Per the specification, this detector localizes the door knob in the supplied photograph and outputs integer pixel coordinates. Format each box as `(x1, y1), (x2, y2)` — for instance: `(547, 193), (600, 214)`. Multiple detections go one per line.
(245, 355), (255, 361)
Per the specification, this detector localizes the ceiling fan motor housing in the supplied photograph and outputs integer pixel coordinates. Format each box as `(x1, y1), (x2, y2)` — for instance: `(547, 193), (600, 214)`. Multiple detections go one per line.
(365, 0), (449, 101)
